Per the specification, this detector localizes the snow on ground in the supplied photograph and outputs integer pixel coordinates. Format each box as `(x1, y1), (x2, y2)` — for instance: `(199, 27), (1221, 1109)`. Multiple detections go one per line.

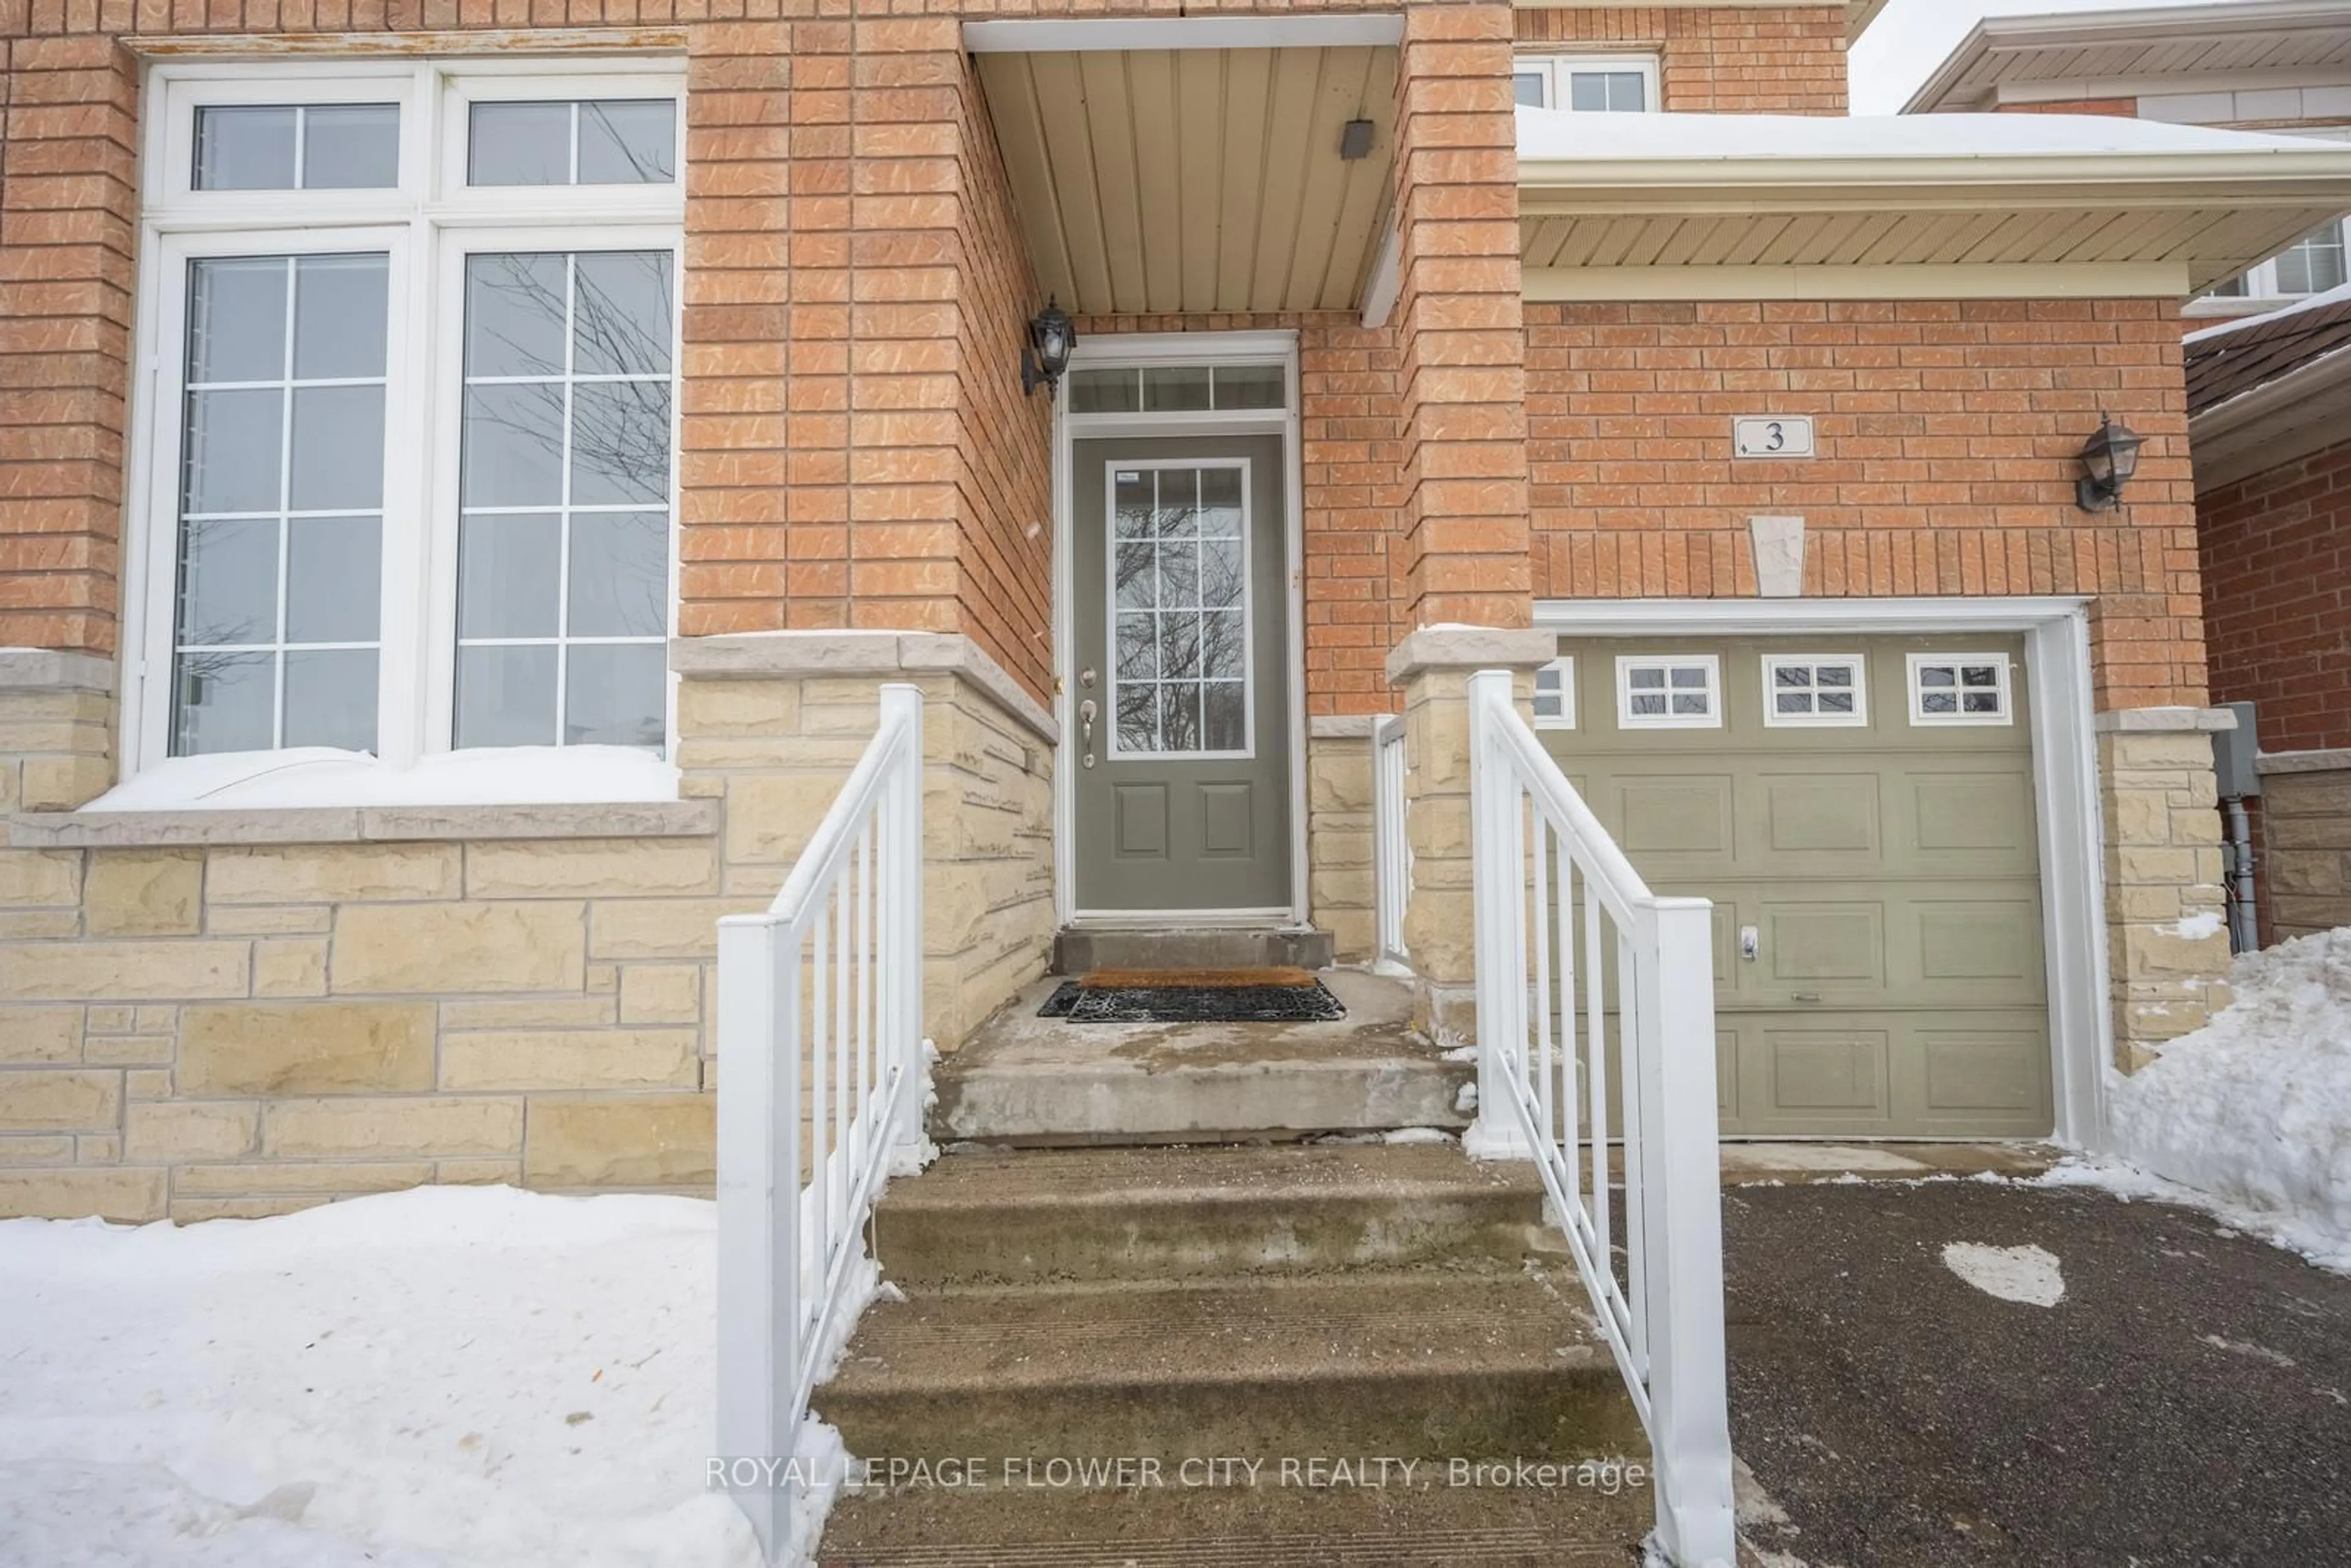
(2084, 926), (2351, 1274)
(0, 1186), (758, 1567)
(1941, 1242), (2066, 1308)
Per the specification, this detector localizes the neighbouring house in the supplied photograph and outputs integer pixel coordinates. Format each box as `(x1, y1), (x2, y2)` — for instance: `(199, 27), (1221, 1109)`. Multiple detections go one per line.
(1904, 0), (2351, 326)
(2187, 285), (2351, 945)
(8, 0), (2351, 1224)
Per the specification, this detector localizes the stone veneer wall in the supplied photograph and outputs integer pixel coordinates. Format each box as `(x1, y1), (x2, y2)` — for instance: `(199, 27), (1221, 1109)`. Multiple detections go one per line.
(2254, 756), (2351, 942)
(0, 633), (1053, 1223)
(1305, 719), (1379, 965)
(2098, 711), (2236, 1069)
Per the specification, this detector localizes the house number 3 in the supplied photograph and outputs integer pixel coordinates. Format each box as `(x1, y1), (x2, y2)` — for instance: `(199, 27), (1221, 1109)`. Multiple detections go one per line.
(1733, 415), (1815, 460)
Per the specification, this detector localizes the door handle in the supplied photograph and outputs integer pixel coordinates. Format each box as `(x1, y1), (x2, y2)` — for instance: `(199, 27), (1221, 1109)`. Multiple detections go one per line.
(1739, 925), (1759, 962)
(1079, 699), (1098, 768)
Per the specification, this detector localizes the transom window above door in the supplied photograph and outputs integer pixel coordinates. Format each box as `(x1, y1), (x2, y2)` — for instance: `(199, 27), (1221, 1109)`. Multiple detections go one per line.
(1068, 363), (1288, 416)
(1109, 463), (1253, 758)
(1512, 55), (1660, 113)
(129, 60), (684, 800)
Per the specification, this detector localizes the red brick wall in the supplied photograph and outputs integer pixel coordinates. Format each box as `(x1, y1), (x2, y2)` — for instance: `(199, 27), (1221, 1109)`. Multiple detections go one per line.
(1998, 98), (2139, 117)
(1525, 298), (2208, 708)
(1393, 2), (1532, 631)
(2198, 435), (2351, 754)
(1515, 4), (1848, 116)
(0, 35), (137, 659)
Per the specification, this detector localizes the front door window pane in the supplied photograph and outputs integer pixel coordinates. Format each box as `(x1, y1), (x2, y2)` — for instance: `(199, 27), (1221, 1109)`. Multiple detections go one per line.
(454, 249), (675, 752)
(171, 253), (389, 756)
(1108, 465), (1250, 757)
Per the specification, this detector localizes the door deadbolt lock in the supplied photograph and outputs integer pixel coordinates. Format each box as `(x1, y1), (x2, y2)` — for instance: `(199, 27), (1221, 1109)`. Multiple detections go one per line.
(1739, 925), (1760, 962)
(1079, 667), (1097, 689)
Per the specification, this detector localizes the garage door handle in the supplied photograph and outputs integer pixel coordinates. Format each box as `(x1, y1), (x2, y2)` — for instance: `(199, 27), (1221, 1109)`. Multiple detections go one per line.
(1793, 991), (1823, 1003)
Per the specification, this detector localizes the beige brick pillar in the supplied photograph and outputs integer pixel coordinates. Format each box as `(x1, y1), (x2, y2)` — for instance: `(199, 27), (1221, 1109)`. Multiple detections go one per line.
(1387, 626), (1557, 1038)
(2097, 708), (2236, 1070)
(0, 650), (114, 813)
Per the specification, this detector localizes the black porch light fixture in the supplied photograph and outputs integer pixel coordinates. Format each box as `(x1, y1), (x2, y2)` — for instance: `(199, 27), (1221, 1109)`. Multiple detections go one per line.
(2074, 412), (2145, 513)
(1022, 298), (1076, 397)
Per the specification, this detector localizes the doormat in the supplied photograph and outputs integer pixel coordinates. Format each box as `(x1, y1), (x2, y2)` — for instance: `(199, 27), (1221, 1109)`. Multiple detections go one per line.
(1038, 967), (1347, 1024)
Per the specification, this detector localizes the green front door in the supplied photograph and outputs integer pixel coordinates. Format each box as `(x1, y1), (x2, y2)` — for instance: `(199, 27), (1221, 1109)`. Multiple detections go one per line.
(1071, 435), (1291, 917)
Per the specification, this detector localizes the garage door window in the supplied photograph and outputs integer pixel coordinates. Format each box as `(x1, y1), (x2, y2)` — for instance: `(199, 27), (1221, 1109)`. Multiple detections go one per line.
(1908, 653), (2012, 724)
(1617, 655), (1720, 728)
(1534, 656), (1575, 729)
(1761, 655), (1866, 727)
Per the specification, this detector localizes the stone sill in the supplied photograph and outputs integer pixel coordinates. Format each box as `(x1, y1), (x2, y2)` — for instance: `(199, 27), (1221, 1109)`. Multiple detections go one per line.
(2256, 748), (2351, 777)
(8, 798), (719, 849)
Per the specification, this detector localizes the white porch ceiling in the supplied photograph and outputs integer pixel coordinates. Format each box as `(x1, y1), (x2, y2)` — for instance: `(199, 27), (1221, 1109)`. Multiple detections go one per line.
(973, 43), (1399, 317)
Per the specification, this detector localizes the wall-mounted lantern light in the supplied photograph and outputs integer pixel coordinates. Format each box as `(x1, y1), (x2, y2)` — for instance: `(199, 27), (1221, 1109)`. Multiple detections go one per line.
(1022, 298), (1076, 398)
(2074, 412), (2145, 512)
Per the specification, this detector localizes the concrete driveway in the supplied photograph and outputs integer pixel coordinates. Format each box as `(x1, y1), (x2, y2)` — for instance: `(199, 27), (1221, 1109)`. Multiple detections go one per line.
(1723, 1177), (2351, 1567)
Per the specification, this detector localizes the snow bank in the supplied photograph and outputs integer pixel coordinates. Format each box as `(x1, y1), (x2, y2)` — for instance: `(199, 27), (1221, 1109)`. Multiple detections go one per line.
(0, 1186), (761, 1566)
(2101, 927), (2351, 1272)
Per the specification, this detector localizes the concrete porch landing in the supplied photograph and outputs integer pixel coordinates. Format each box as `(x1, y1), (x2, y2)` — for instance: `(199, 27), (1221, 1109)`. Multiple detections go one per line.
(930, 970), (1466, 1147)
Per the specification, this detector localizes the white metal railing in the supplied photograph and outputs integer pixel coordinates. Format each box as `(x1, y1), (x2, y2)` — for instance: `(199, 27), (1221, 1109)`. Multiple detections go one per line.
(1464, 669), (1736, 1568)
(716, 682), (931, 1563)
(1372, 712), (1411, 970)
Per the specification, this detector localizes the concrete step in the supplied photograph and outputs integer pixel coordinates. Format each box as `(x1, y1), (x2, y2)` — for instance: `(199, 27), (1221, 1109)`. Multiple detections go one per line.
(818, 1269), (1643, 1467)
(817, 1480), (1652, 1566)
(1052, 926), (1336, 975)
(932, 970), (1468, 1146)
(875, 1143), (1566, 1288)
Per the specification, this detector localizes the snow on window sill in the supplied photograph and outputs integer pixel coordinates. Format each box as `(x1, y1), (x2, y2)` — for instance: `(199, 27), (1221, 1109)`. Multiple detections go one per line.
(9, 746), (712, 849)
(87, 746), (680, 811)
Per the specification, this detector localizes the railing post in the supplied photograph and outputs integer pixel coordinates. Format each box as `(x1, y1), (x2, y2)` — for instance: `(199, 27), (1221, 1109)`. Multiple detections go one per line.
(878, 683), (928, 1166)
(1635, 896), (1736, 1568)
(1464, 669), (1531, 1159)
(716, 913), (800, 1561)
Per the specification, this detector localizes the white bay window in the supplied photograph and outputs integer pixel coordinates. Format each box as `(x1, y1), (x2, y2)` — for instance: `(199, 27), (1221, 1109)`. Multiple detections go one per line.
(127, 59), (683, 801)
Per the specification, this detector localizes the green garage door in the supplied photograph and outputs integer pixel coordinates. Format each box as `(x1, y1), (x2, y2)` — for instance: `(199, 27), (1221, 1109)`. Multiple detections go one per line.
(1539, 634), (2052, 1139)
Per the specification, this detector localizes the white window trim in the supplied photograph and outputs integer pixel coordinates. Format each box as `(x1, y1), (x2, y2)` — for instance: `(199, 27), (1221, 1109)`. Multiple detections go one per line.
(121, 58), (685, 798)
(1760, 652), (1868, 729)
(1906, 651), (2015, 727)
(1532, 655), (1576, 729)
(1101, 456), (1257, 763)
(1512, 53), (1662, 113)
(2203, 214), (2349, 306)
(1614, 653), (1721, 729)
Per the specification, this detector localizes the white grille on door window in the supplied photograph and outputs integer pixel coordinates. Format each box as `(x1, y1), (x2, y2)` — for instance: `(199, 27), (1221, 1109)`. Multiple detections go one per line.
(1761, 655), (1867, 727)
(1616, 655), (1720, 729)
(1108, 463), (1252, 757)
(1907, 653), (2012, 725)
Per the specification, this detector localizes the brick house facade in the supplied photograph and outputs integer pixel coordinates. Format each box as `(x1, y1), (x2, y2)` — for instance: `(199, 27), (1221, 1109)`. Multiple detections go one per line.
(6, 0), (2351, 1218)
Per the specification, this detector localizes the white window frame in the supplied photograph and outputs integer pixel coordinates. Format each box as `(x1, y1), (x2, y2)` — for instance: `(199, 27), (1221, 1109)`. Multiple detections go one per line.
(1101, 456), (1256, 763)
(1760, 652), (1868, 729)
(2202, 215), (2350, 306)
(1906, 651), (2014, 727)
(1615, 654), (1721, 730)
(1511, 53), (1661, 114)
(124, 58), (686, 788)
(1532, 655), (1576, 729)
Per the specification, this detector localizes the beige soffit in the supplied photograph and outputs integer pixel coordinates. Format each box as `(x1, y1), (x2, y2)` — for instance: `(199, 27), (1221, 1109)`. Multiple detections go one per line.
(1517, 111), (2351, 297)
(1903, 0), (2351, 115)
(967, 18), (1401, 316)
